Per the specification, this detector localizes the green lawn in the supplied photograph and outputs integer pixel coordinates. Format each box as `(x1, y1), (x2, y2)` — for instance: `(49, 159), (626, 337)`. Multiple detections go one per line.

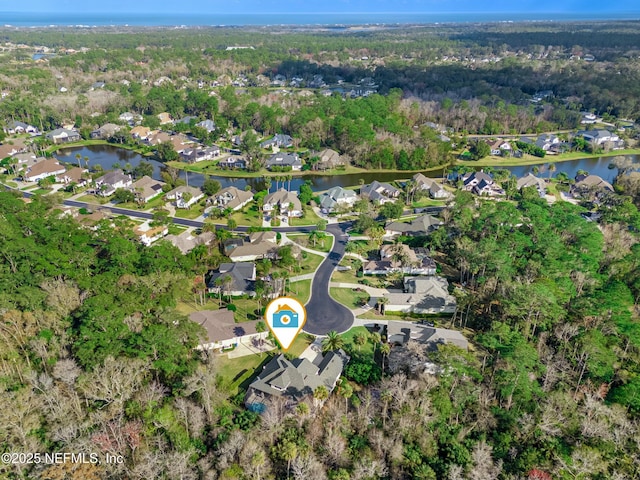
(286, 233), (334, 253)
(330, 287), (370, 309)
(229, 204), (263, 227)
(340, 326), (375, 357)
(174, 206), (205, 219)
(167, 225), (188, 235)
(289, 206), (322, 226)
(299, 251), (324, 274)
(216, 353), (271, 397)
(30, 188), (52, 195)
(215, 333), (314, 396)
(76, 194), (108, 205)
(411, 198), (447, 208)
(288, 279), (312, 304)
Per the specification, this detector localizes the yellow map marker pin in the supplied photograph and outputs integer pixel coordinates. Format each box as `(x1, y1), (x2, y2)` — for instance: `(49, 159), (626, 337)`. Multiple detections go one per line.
(264, 297), (307, 351)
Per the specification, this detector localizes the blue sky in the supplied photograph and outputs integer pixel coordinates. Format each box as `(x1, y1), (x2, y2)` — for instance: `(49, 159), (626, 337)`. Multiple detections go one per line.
(6, 1), (640, 14)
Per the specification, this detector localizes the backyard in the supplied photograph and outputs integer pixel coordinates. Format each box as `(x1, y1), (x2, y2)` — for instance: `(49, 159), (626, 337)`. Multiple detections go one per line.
(330, 287), (370, 310)
(215, 333), (315, 396)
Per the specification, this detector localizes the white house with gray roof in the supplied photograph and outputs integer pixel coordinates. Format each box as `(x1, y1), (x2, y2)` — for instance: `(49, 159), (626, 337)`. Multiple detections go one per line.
(361, 181), (401, 204)
(266, 152), (302, 171)
(319, 186), (358, 213)
(384, 276), (456, 314)
(412, 173), (451, 199)
(95, 170), (132, 196)
(263, 189), (302, 217)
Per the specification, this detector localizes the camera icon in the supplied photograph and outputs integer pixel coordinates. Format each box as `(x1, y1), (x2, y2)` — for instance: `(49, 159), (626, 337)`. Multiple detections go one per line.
(272, 305), (299, 328)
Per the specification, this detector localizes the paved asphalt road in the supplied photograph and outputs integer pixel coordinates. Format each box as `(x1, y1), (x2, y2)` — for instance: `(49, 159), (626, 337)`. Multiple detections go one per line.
(303, 222), (355, 335)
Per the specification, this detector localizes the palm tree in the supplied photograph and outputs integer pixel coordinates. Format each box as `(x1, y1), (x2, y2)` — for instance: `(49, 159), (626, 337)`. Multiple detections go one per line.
(321, 330), (345, 353)
(75, 153), (82, 168)
(338, 381), (353, 415)
(380, 342), (391, 374)
(84, 156), (90, 170)
(377, 297), (389, 315)
(380, 389), (392, 428)
(313, 385), (329, 405)
(548, 162), (556, 180)
(353, 331), (368, 352)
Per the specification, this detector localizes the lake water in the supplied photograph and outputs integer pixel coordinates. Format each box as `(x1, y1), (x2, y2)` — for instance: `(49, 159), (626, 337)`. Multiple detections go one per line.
(55, 145), (638, 193)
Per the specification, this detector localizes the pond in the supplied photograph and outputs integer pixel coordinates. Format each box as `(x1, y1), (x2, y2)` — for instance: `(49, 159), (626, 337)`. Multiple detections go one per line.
(56, 145), (637, 193)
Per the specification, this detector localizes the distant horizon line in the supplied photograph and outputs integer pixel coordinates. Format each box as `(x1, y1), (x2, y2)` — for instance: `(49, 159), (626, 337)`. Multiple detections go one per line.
(3, 10), (640, 15)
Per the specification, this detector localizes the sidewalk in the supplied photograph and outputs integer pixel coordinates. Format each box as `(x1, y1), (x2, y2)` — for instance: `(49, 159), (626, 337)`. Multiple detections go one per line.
(288, 273), (316, 282)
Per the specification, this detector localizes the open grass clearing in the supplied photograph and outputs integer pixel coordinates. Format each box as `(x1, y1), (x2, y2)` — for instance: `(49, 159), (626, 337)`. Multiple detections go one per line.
(340, 326), (375, 357)
(288, 279), (312, 304)
(330, 287), (370, 309)
(228, 204), (263, 227)
(286, 232), (334, 253)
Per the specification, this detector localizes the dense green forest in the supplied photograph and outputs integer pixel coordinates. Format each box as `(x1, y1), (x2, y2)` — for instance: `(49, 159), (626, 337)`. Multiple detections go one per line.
(2, 183), (640, 478)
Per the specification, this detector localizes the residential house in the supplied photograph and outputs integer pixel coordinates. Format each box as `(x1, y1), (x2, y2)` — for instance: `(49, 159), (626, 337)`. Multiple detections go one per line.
(263, 189), (303, 217)
(360, 181), (401, 204)
(164, 231), (215, 255)
(314, 148), (345, 170)
(218, 156), (247, 170)
(45, 128), (81, 144)
(535, 134), (561, 152)
(130, 126), (152, 141)
(412, 173), (451, 199)
(386, 321), (468, 374)
(175, 116), (198, 126)
(190, 309), (268, 351)
(387, 321), (468, 350)
(571, 174), (614, 198)
(146, 131), (171, 146)
(95, 170), (133, 196)
(245, 351), (349, 411)
(319, 186), (358, 213)
(577, 129), (624, 149)
(130, 176), (165, 203)
(180, 145), (220, 163)
(169, 134), (194, 154)
(56, 167), (89, 187)
(196, 119), (216, 132)
(363, 244), (436, 276)
(157, 112), (173, 125)
(4, 121), (38, 135)
(488, 139), (512, 156)
(206, 262), (256, 296)
(23, 158), (66, 182)
(385, 214), (443, 238)
(517, 173), (546, 196)
(90, 123), (121, 139)
(211, 186), (254, 212)
(12, 152), (37, 165)
(384, 276), (457, 314)
(578, 129), (619, 146)
(0, 143), (22, 159)
(166, 185), (204, 209)
(76, 208), (111, 230)
(118, 112), (141, 124)
(260, 133), (293, 149)
(266, 152), (302, 171)
(133, 224), (168, 246)
(90, 81), (105, 90)
(228, 231), (279, 262)
(462, 171), (504, 196)
(580, 112), (597, 124)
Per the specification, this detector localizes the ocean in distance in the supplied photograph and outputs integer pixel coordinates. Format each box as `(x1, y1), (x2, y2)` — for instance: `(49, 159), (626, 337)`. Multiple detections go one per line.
(1, 11), (640, 27)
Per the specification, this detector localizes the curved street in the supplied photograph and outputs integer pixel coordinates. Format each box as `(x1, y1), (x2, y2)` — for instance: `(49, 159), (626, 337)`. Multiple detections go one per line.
(303, 222), (355, 335)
